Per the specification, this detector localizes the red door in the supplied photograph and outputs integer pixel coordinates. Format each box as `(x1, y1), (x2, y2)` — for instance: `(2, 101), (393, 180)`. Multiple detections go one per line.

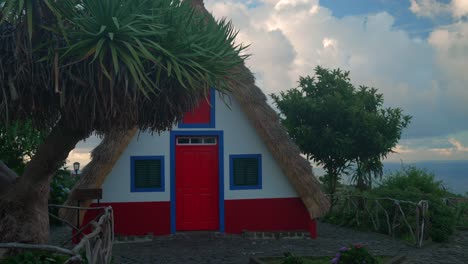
(176, 137), (219, 230)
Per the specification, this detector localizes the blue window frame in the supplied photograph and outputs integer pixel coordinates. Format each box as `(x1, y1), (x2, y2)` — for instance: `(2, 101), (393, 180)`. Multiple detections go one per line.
(131, 156), (165, 192)
(229, 154), (262, 190)
(178, 88), (216, 128)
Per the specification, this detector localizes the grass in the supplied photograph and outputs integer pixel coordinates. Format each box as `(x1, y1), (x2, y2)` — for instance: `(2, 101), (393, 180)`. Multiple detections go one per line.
(260, 256), (391, 264)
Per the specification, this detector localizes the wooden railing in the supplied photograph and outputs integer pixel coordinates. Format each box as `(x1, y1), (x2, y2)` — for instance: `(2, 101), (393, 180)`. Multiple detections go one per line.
(0, 205), (114, 264)
(442, 197), (468, 229)
(326, 194), (429, 247)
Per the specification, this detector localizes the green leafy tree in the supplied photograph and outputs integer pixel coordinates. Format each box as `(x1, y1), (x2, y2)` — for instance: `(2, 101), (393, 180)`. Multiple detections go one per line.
(272, 66), (411, 195)
(0, 121), (45, 174)
(0, 0), (247, 244)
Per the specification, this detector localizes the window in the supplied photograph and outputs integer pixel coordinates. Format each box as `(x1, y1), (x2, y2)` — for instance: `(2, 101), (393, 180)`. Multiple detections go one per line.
(131, 156), (164, 192)
(230, 154), (262, 190)
(178, 89), (215, 128)
(176, 136), (217, 145)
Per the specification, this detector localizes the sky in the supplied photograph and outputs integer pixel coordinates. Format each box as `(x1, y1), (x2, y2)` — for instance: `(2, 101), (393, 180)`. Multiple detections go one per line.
(67, 0), (468, 167)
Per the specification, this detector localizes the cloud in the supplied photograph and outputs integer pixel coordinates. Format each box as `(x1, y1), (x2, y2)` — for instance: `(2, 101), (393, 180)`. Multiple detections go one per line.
(429, 22), (468, 84)
(387, 136), (468, 161)
(448, 138), (468, 152)
(66, 148), (92, 168)
(409, 0), (452, 18)
(205, 0), (468, 139)
(274, 0), (313, 11)
(427, 21), (468, 135)
(452, 0), (468, 18)
(204, 0), (468, 162)
(208, 0), (298, 95)
(393, 144), (415, 154)
(427, 138), (468, 156)
(409, 0), (468, 19)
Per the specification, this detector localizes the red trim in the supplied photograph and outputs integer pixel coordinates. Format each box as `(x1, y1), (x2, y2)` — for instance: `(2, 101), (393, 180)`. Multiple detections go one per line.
(224, 197), (317, 238)
(182, 94), (211, 124)
(83, 202), (171, 236)
(309, 218), (317, 239)
(81, 198), (317, 238)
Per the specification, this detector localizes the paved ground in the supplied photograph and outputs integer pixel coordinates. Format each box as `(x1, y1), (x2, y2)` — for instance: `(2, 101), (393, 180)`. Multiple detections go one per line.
(403, 230), (468, 264)
(111, 223), (411, 264)
(50, 223), (468, 263)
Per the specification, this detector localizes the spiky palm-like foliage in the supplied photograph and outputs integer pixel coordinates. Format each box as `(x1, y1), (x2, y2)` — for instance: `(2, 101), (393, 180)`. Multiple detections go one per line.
(0, 0), (247, 245)
(0, 0), (247, 133)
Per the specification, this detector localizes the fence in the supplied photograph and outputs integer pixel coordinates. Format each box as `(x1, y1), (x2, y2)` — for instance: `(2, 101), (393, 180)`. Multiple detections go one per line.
(442, 197), (468, 229)
(326, 194), (429, 247)
(0, 205), (114, 264)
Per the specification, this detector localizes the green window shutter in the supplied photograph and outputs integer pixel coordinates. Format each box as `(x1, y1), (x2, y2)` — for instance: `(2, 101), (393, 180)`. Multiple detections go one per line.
(233, 158), (259, 186)
(134, 159), (162, 189)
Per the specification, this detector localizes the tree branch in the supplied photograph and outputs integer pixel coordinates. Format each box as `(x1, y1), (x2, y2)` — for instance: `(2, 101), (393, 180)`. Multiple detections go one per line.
(20, 119), (90, 186)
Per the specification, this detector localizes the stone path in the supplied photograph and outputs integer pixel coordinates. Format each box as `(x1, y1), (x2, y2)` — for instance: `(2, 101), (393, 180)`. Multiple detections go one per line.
(402, 230), (468, 264)
(111, 223), (411, 264)
(49, 223), (468, 263)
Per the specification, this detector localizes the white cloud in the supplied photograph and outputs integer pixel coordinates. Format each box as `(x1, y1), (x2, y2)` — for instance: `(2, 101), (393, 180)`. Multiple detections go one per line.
(427, 137), (468, 157)
(409, 0), (451, 18)
(409, 0), (468, 19)
(274, 0), (313, 11)
(322, 37), (337, 49)
(448, 138), (468, 152)
(66, 148), (92, 168)
(208, 0), (298, 94)
(428, 21), (468, 121)
(393, 144), (415, 154)
(206, 0), (468, 138)
(429, 22), (468, 82)
(452, 0), (468, 18)
(203, 0), (468, 159)
(387, 136), (468, 161)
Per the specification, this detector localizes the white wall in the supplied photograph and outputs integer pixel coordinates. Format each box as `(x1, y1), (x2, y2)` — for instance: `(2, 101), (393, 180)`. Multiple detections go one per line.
(101, 92), (298, 202)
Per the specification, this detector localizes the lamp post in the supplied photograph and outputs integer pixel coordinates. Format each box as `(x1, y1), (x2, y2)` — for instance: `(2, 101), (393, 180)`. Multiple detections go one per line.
(72, 161), (81, 232)
(73, 162), (80, 176)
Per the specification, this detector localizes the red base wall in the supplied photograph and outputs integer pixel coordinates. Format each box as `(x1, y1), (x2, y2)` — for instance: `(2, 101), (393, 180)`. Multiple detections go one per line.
(225, 197), (316, 238)
(84, 201), (171, 236)
(84, 198), (316, 238)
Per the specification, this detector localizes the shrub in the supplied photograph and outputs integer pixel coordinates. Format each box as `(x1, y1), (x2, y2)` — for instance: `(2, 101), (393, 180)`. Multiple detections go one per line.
(454, 201), (468, 228)
(428, 200), (456, 242)
(281, 252), (304, 264)
(374, 166), (450, 197)
(49, 168), (79, 225)
(0, 251), (69, 264)
(324, 165), (458, 243)
(331, 245), (378, 264)
(371, 166), (456, 242)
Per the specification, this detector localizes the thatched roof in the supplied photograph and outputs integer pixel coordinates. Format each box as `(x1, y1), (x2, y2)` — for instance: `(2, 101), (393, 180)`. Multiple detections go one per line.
(60, 0), (329, 224)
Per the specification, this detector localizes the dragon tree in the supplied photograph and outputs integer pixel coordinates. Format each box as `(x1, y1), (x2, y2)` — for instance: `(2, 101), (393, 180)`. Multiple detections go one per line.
(0, 0), (247, 245)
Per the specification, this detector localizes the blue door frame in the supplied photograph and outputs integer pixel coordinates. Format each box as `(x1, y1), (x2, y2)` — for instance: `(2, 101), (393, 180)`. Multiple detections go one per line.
(170, 130), (225, 233)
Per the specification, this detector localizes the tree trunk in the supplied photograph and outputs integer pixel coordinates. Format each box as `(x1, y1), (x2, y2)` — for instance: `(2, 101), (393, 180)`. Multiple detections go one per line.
(0, 120), (88, 247)
(0, 161), (17, 194)
(60, 128), (137, 226)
